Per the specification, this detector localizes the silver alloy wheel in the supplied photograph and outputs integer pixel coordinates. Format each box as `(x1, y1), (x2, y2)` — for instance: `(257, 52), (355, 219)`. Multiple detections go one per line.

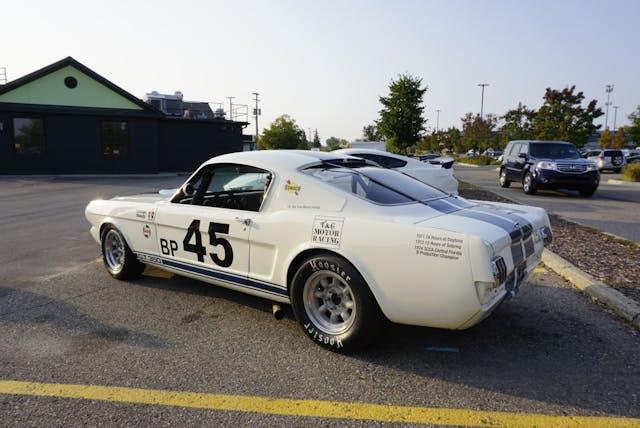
(104, 229), (125, 273)
(500, 169), (507, 185)
(523, 174), (532, 192)
(303, 270), (356, 335)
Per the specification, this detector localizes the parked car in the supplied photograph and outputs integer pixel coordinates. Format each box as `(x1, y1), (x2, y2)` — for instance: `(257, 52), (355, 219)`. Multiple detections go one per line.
(334, 148), (458, 194)
(414, 153), (455, 169)
(626, 155), (640, 164)
(499, 140), (600, 197)
(86, 150), (551, 352)
(583, 149), (626, 173)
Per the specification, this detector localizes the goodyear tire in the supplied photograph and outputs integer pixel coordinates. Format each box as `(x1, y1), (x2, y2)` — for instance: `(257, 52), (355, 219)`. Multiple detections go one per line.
(522, 172), (537, 195)
(101, 227), (146, 280)
(499, 168), (511, 188)
(290, 255), (383, 353)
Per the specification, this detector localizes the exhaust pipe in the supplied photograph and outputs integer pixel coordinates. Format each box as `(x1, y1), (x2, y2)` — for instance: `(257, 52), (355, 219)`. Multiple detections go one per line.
(272, 303), (284, 320)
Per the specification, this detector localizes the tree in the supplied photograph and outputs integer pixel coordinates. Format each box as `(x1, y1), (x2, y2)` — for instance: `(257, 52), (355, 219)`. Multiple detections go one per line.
(325, 136), (343, 151)
(460, 113), (499, 152)
(261, 115), (307, 150)
(362, 124), (382, 141)
(312, 129), (321, 149)
(627, 106), (640, 145)
(533, 86), (603, 147)
(599, 128), (613, 148)
(501, 103), (536, 143)
(443, 127), (463, 153)
(613, 128), (627, 149)
(376, 73), (427, 154)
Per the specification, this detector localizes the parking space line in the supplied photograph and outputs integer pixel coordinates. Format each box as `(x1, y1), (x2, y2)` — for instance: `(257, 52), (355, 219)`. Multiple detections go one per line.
(1, 380), (639, 427)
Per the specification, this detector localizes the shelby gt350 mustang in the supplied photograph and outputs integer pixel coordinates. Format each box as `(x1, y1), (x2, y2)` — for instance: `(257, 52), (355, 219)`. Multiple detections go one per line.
(86, 150), (552, 352)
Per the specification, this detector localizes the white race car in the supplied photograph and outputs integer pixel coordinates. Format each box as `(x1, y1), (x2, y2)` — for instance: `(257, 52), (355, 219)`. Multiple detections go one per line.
(334, 148), (459, 194)
(86, 150), (552, 352)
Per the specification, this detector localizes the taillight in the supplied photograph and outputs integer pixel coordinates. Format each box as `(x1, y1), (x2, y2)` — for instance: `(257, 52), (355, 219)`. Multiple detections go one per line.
(599, 155), (605, 160)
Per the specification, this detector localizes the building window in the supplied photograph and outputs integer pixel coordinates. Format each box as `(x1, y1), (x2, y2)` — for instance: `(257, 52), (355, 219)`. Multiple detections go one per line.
(13, 117), (45, 156)
(102, 121), (128, 156)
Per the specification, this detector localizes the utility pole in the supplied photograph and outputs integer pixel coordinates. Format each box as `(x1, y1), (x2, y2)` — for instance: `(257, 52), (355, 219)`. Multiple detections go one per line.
(435, 109), (441, 133)
(613, 105), (620, 133)
(604, 84), (614, 129)
(252, 92), (260, 150)
(226, 96), (235, 121)
(478, 83), (489, 120)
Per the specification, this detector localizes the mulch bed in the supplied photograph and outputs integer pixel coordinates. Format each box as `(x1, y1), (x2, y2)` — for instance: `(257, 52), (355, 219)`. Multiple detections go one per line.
(458, 182), (640, 303)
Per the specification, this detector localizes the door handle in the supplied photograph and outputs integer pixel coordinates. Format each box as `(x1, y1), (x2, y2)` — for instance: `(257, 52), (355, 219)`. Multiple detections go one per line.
(235, 217), (251, 226)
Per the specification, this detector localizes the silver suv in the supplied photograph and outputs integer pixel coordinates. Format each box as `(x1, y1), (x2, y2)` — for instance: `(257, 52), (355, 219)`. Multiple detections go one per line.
(583, 149), (626, 173)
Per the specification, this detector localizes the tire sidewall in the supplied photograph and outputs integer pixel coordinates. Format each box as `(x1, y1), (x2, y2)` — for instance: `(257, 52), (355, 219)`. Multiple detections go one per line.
(499, 168), (510, 187)
(101, 226), (144, 280)
(290, 255), (380, 352)
(523, 172), (536, 194)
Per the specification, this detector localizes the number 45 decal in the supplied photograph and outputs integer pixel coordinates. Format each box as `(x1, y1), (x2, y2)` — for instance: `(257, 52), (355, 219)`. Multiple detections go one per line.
(183, 219), (234, 267)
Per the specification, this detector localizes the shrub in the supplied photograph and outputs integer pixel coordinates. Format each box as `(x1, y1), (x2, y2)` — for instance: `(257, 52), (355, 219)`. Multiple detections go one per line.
(453, 155), (499, 166)
(623, 163), (640, 182)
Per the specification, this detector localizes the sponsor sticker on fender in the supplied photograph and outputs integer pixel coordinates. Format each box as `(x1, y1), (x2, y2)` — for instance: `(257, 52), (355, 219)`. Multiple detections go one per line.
(311, 216), (344, 249)
(284, 180), (301, 196)
(143, 224), (152, 238)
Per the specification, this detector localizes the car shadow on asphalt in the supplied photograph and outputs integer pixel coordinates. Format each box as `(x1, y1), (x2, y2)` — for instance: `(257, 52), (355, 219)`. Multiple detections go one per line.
(0, 286), (166, 350)
(127, 269), (640, 418)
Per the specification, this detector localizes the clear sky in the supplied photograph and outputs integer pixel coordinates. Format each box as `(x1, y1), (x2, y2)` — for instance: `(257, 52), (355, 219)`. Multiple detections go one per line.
(2, 0), (638, 142)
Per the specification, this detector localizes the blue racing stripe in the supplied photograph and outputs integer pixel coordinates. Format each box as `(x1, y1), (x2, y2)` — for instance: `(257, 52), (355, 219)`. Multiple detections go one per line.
(425, 199), (537, 269)
(136, 252), (287, 298)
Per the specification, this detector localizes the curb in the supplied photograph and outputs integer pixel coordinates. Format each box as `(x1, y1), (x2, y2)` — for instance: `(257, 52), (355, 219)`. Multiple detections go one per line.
(606, 179), (640, 188)
(542, 249), (640, 331)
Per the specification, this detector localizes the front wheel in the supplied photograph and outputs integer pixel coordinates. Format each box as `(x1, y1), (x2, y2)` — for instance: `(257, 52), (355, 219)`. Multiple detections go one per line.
(522, 172), (537, 195)
(579, 186), (597, 197)
(499, 168), (511, 188)
(101, 227), (146, 280)
(290, 255), (383, 353)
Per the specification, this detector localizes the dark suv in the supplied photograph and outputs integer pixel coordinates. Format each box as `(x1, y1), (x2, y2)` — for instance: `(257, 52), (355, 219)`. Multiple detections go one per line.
(499, 140), (600, 197)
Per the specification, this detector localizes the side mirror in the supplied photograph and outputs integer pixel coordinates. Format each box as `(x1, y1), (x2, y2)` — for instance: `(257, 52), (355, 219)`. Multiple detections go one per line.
(181, 183), (195, 197)
(518, 153), (528, 159)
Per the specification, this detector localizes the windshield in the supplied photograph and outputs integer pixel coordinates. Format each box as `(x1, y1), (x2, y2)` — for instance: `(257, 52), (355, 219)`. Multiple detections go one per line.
(530, 143), (581, 159)
(303, 165), (446, 205)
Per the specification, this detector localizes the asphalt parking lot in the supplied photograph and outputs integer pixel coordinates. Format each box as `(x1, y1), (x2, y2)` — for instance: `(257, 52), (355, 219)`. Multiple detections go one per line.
(1, 176), (640, 427)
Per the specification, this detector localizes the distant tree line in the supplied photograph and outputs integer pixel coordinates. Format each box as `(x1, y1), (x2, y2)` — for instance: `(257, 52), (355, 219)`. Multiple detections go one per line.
(259, 74), (640, 152)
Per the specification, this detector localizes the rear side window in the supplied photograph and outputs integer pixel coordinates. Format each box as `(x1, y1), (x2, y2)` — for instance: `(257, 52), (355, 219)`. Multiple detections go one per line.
(304, 166), (445, 205)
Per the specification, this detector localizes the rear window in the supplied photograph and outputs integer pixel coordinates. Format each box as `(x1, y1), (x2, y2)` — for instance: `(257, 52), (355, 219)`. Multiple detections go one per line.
(352, 153), (407, 168)
(603, 150), (623, 157)
(303, 165), (445, 205)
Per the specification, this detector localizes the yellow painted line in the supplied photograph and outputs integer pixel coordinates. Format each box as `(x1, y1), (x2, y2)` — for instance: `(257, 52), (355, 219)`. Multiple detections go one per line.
(533, 267), (547, 273)
(1, 380), (638, 427)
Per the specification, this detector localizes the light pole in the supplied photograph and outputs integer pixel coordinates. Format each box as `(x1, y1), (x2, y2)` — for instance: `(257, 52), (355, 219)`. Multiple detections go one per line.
(435, 109), (441, 133)
(613, 106), (620, 134)
(252, 92), (260, 149)
(226, 96), (235, 121)
(604, 84), (614, 129)
(478, 83), (489, 120)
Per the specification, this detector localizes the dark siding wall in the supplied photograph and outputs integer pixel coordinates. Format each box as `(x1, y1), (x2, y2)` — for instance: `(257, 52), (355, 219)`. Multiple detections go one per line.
(0, 111), (159, 174)
(159, 119), (244, 172)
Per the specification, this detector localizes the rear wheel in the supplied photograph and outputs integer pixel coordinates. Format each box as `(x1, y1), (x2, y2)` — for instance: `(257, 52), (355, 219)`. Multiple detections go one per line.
(499, 168), (511, 188)
(101, 227), (145, 280)
(522, 172), (537, 195)
(290, 254), (383, 353)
